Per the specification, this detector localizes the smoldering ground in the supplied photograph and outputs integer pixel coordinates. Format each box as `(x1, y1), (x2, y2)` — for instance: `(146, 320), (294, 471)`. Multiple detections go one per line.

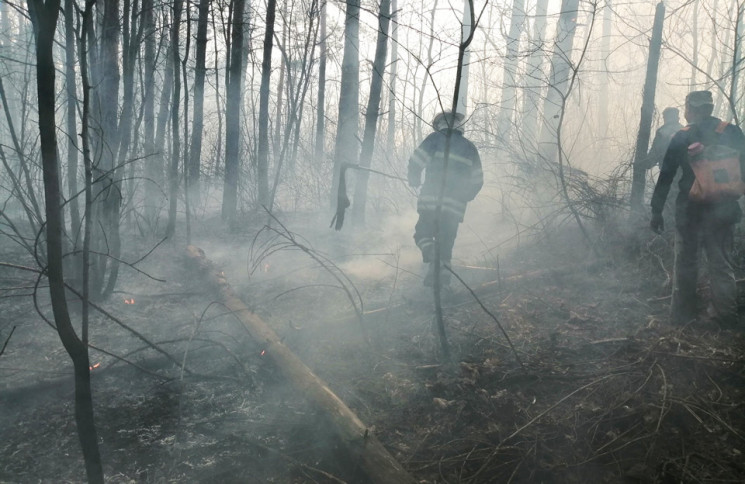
(1, 195), (745, 482)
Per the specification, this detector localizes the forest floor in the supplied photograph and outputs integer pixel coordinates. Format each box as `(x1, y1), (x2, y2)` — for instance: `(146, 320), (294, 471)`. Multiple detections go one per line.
(1, 211), (744, 483)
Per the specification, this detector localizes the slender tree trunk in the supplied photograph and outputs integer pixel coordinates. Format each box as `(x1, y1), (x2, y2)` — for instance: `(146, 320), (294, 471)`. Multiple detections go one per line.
(330, 0), (360, 207)
(521, 0), (548, 148)
(101, 0), (140, 297)
(495, 0), (525, 147)
(351, 0), (391, 224)
(629, 1), (664, 215)
(221, 0), (246, 221)
(211, 7), (223, 175)
(455, 0), (472, 114)
(189, 0), (210, 202)
(386, 0), (398, 152)
(27, 0), (104, 480)
(117, 0), (140, 228)
(142, 0), (158, 225)
(274, 19), (286, 162)
(596, 0), (612, 137)
(257, 0), (277, 207)
(729, 1), (743, 123)
(691, 0), (699, 89)
(90, 0), (123, 300)
(537, 0), (579, 163)
(417, 0), (437, 141)
(64, 0), (80, 248)
(153, 20), (174, 224)
(314, 0), (327, 165)
(166, 0), (184, 237)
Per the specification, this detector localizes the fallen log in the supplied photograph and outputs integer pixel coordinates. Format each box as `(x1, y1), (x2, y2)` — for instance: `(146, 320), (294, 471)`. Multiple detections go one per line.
(185, 245), (416, 484)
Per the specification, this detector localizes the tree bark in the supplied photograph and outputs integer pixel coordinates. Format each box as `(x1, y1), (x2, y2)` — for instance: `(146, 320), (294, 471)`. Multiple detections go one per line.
(166, 0), (184, 237)
(188, 0), (210, 202)
(596, 0), (612, 137)
(521, 0), (548, 148)
(330, 0), (360, 207)
(27, 0), (104, 480)
(63, 0), (80, 247)
(629, 2), (664, 215)
(314, 0), (327, 166)
(537, 0), (579, 164)
(495, 0), (525, 147)
(386, 0), (398, 152)
(257, 0), (277, 207)
(142, 0), (158, 224)
(185, 245), (416, 484)
(222, 0), (246, 222)
(351, 0), (391, 224)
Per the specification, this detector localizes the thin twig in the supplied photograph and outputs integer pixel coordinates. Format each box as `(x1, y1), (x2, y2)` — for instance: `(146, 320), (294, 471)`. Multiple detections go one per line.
(469, 374), (617, 481)
(0, 325), (16, 357)
(446, 266), (524, 369)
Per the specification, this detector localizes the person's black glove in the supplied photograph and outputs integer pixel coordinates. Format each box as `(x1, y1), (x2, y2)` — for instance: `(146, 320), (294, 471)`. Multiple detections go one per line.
(650, 213), (664, 234)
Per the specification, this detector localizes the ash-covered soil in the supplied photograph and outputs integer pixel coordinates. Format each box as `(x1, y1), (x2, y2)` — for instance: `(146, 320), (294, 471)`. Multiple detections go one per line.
(1, 212), (744, 483)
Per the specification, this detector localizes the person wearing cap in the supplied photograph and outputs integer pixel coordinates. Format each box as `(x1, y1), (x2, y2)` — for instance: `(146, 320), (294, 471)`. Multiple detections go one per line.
(645, 107), (684, 169)
(408, 111), (483, 286)
(650, 90), (745, 328)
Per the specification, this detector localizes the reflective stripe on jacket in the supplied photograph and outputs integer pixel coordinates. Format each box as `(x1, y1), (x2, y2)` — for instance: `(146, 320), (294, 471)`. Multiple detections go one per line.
(407, 129), (483, 221)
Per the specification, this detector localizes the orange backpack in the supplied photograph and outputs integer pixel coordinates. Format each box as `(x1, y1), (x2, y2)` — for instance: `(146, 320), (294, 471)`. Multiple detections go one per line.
(688, 121), (745, 203)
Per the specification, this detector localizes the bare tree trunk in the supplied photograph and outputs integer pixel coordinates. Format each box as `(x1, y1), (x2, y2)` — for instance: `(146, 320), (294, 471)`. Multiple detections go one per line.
(63, 0), (80, 247)
(89, 0), (123, 300)
(314, 0), (327, 165)
(729, 1), (743, 123)
(274, 19), (286, 163)
(495, 0), (525, 147)
(257, 0), (277, 208)
(211, 7), (224, 176)
(691, 0), (699, 89)
(116, 0), (141, 226)
(166, 0), (184, 237)
(417, 0), (437, 141)
(537, 0), (579, 164)
(27, 0), (104, 479)
(142, 0), (158, 225)
(189, 0), (210, 202)
(386, 0), (398, 152)
(351, 0), (391, 224)
(596, 0), (612, 136)
(521, 0), (548, 148)
(221, 0), (246, 221)
(629, 1), (664, 215)
(330, 0), (360, 207)
(102, 0), (140, 297)
(269, 0), (319, 205)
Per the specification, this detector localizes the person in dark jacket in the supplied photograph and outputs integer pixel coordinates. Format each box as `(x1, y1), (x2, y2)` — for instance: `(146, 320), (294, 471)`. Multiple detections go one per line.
(650, 90), (745, 328)
(646, 107), (684, 169)
(408, 111), (483, 286)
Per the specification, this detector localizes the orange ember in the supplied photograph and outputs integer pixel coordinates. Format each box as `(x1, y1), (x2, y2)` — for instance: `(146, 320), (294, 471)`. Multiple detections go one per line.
(124, 298), (135, 305)
(89, 362), (101, 371)
(260, 350), (266, 356)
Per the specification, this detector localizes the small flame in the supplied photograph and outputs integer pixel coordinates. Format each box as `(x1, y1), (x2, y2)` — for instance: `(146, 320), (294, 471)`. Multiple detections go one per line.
(124, 298), (135, 305)
(263, 263), (271, 273)
(260, 349), (266, 356)
(89, 362), (101, 371)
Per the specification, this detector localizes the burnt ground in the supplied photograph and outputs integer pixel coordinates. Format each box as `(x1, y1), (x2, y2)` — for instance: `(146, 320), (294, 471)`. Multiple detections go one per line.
(1, 212), (744, 483)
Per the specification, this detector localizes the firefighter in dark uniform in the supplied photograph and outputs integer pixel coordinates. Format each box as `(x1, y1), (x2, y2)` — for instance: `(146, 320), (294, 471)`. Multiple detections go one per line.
(650, 90), (745, 328)
(408, 111), (483, 286)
